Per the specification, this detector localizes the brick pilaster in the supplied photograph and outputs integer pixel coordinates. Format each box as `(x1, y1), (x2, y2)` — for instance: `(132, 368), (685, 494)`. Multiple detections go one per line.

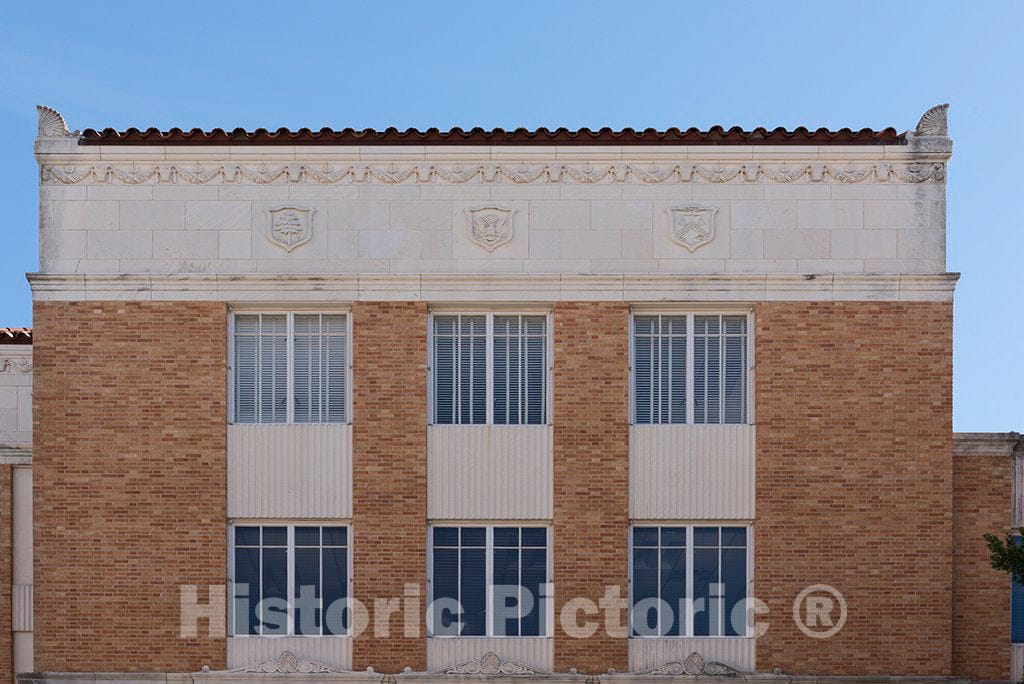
(351, 302), (428, 672)
(552, 302), (630, 674)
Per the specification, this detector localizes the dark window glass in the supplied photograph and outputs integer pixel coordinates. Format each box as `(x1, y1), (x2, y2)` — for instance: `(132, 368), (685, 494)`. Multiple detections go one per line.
(461, 527), (486, 547)
(433, 527), (458, 547)
(633, 527), (659, 547)
(692, 547), (718, 637)
(234, 547), (260, 635)
(460, 548), (486, 636)
(494, 527), (519, 547)
(521, 527), (547, 547)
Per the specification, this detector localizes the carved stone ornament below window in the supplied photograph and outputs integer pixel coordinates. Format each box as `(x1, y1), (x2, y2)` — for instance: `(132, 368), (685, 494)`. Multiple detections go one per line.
(266, 206), (314, 252)
(668, 205), (718, 252)
(467, 207), (515, 252)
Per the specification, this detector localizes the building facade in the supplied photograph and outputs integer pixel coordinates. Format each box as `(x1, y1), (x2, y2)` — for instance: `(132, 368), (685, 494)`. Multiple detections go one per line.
(0, 104), (1017, 681)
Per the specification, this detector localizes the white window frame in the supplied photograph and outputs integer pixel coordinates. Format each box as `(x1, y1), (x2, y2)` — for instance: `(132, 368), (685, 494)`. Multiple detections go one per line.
(426, 524), (554, 638)
(627, 523), (754, 639)
(228, 521), (353, 638)
(228, 309), (353, 425)
(427, 309), (553, 426)
(628, 308), (754, 425)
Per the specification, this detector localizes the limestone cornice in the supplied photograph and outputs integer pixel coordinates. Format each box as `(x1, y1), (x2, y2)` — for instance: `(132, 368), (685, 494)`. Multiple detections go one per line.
(27, 272), (959, 303)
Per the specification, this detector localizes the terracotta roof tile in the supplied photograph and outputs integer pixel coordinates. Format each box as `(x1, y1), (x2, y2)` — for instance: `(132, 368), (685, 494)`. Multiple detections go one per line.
(78, 125), (905, 146)
(0, 328), (31, 345)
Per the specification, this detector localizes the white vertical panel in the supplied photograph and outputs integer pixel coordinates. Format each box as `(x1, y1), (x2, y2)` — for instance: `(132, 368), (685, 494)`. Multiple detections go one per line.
(12, 585), (32, 632)
(428, 425), (552, 520)
(1013, 644), (1024, 684)
(228, 424), (352, 518)
(426, 637), (553, 672)
(227, 636), (352, 671)
(630, 425), (755, 520)
(628, 637), (754, 672)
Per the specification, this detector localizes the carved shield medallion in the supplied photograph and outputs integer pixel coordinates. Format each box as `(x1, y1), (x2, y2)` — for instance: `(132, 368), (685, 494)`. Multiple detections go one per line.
(669, 206), (717, 252)
(467, 207), (514, 252)
(266, 206), (314, 252)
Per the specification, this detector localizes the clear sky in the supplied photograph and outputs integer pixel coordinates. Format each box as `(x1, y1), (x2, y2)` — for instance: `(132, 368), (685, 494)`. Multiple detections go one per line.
(0, 1), (1019, 431)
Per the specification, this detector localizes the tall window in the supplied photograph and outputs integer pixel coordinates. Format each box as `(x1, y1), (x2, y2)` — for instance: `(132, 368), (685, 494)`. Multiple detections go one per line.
(429, 526), (550, 637)
(231, 525), (349, 636)
(630, 525), (749, 637)
(632, 314), (748, 425)
(233, 313), (347, 424)
(431, 314), (548, 425)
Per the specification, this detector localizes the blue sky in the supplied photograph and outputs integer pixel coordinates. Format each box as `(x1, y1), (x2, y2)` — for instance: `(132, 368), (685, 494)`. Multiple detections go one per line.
(0, 1), (1019, 431)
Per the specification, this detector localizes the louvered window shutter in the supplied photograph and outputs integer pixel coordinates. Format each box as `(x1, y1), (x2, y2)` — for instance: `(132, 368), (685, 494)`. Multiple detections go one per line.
(694, 315), (747, 424)
(433, 315), (486, 424)
(233, 315), (259, 423)
(493, 315), (546, 425)
(722, 315), (747, 424)
(633, 315), (686, 424)
(234, 314), (287, 423)
(293, 314), (347, 423)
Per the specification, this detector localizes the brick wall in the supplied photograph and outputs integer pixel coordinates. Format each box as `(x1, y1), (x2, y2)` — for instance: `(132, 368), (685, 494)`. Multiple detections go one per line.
(351, 302), (428, 672)
(32, 301), (227, 672)
(754, 301), (953, 675)
(552, 302), (629, 674)
(951, 438), (1013, 680)
(0, 465), (11, 683)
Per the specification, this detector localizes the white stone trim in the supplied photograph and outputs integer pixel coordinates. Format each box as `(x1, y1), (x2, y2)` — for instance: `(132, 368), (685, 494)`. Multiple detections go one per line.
(37, 160), (947, 186)
(28, 272), (959, 303)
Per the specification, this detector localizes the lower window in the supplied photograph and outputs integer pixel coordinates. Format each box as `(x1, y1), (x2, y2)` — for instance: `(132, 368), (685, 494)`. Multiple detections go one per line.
(630, 525), (750, 637)
(231, 524), (350, 636)
(429, 525), (550, 637)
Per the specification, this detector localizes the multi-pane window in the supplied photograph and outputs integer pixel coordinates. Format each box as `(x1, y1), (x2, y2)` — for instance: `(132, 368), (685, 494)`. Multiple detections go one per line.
(630, 525), (749, 637)
(231, 525), (349, 636)
(431, 314), (548, 425)
(632, 314), (749, 425)
(233, 313), (347, 424)
(429, 526), (550, 637)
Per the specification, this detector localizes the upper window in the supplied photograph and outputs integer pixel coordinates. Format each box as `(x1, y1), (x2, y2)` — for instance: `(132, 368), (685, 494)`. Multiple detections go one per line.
(232, 313), (348, 424)
(429, 525), (550, 637)
(231, 524), (350, 636)
(630, 525), (750, 637)
(431, 314), (548, 425)
(632, 313), (749, 425)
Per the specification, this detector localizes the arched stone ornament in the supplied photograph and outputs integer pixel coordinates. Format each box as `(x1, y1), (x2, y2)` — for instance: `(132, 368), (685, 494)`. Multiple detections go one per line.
(668, 205), (717, 252)
(467, 207), (515, 252)
(266, 206), (314, 252)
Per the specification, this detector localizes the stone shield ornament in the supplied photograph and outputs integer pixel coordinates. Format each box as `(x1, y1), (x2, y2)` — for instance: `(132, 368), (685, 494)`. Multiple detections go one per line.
(467, 207), (514, 252)
(266, 206), (314, 252)
(669, 205), (718, 252)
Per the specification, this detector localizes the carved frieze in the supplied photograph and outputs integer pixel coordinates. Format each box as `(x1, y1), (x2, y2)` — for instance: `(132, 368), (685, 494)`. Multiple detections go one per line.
(39, 161), (947, 186)
(444, 652), (540, 676)
(0, 357), (32, 374)
(635, 652), (741, 677)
